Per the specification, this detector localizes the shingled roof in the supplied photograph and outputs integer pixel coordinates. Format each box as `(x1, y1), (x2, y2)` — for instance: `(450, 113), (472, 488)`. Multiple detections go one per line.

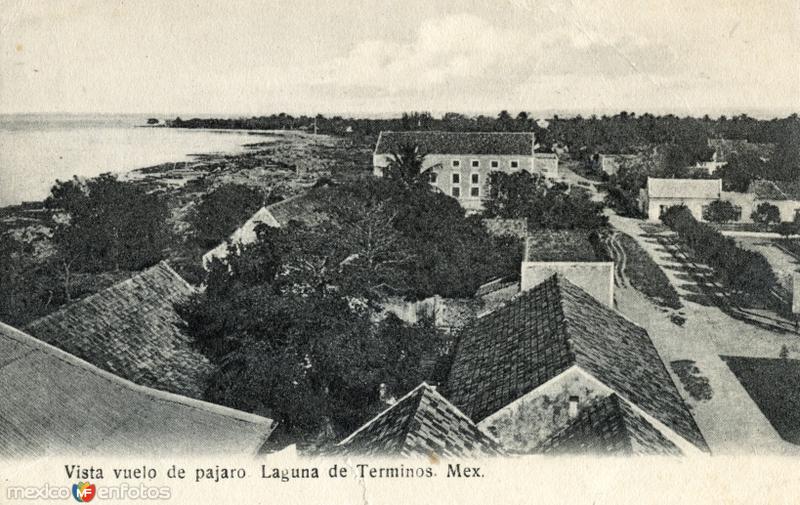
(333, 383), (504, 457)
(0, 322), (274, 458)
(525, 230), (600, 262)
(446, 274), (707, 451)
(537, 394), (682, 456)
(203, 192), (327, 266)
(647, 178), (721, 199)
(748, 180), (800, 201)
(25, 262), (212, 400)
(375, 131), (535, 156)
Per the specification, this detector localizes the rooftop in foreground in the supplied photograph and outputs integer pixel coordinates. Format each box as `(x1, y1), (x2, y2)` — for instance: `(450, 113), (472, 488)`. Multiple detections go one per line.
(446, 274), (708, 451)
(0, 322), (274, 458)
(537, 394), (683, 456)
(332, 383), (504, 458)
(25, 262), (212, 399)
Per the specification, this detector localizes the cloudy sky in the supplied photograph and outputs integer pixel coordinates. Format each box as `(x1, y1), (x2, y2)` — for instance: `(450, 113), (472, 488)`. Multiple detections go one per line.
(1, 0), (798, 117)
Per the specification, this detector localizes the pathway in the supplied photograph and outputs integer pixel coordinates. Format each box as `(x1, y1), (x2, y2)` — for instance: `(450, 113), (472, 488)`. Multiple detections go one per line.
(557, 164), (800, 454)
(610, 212), (800, 455)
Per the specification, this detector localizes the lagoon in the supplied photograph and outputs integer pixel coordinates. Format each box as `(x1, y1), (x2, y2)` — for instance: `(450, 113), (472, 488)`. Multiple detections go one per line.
(0, 114), (265, 207)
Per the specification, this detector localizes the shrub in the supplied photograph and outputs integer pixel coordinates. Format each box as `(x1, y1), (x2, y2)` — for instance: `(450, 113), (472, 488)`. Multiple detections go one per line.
(661, 205), (778, 303)
(702, 200), (740, 223)
(751, 203), (781, 225)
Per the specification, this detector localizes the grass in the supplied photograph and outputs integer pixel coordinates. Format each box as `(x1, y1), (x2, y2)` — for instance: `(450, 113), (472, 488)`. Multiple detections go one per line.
(670, 360), (712, 401)
(616, 232), (683, 310)
(722, 355), (800, 445)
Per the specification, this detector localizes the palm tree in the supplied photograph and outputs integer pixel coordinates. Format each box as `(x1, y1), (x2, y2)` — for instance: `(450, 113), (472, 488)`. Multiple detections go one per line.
(385, 143), (428, 187)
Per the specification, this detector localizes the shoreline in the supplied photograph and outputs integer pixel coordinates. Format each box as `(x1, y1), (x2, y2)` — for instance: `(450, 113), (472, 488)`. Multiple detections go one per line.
(0, 128), (303, 212)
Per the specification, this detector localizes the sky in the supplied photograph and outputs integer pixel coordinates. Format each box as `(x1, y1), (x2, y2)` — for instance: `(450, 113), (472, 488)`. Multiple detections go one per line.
(1, 0), (798, 117)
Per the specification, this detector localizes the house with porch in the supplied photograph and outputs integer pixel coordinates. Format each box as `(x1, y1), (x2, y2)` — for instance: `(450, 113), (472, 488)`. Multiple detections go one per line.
(373, 131), (557, 212)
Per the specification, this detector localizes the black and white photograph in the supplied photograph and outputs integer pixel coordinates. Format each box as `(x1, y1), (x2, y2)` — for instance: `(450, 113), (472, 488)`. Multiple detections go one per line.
(1, 1), (798, 503)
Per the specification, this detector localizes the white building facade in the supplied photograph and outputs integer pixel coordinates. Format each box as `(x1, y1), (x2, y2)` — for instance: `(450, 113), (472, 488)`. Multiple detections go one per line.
(373, 131), (558, 212)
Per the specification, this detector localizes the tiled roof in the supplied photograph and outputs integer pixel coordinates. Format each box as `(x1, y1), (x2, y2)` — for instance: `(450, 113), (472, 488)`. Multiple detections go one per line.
(446, 274), (707, 451)
(333, 383), (504, 457)
(748, 180), (800, 201)
(25, 262), (213, 400)
(375, 131), (535, 156)
(265, 192), (329, 228)
(0, 322), (274, 458)
(203, 192), (327, 265)
(647, 178), (721, 199)
(526, 230), (599, 262)
(537, 394), (682, 456)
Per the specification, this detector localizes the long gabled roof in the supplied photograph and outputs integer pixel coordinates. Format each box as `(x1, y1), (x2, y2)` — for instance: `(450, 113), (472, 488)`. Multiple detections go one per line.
(333, 383), (504, 457)
(375, 131), (535, 156)
(748, 180), (800, 201)
(0, 322), (274, 458)
(25, 262), (213, 400)
(203, 192), (327, 265)
(537, 394), (682, 456)
(647, 178), (721, 199)
(446, 274), (707, 451)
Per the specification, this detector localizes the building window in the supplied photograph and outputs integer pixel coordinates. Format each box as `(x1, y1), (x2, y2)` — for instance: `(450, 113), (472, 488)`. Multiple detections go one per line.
(471, 173), (479, 184)
(452, 173), (460, 184)
(429, 172), (438, 183)
(491, 160), (499, 168)
(510, 160), (519, 168)
(452, 187), (461, 197)
(470, 187), (480, 197)
(452, 160), (460, 167)
(471, 160), (480, 168)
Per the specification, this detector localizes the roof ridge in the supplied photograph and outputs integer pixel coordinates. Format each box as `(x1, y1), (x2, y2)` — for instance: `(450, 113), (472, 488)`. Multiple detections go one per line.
(0, 322), (273, 428)
(336, 382), (430, 447)
(25, 261), (193, 332)
(549, 275), (579, 364)
(265, 191), (310, 210)
(603, 394), (634, 452)
(769, 180), (789, 199)
(397, 386), (429, 451)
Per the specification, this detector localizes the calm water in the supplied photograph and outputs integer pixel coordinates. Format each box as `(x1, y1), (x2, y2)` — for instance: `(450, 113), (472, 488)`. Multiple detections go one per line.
(0, 114), (268, 207)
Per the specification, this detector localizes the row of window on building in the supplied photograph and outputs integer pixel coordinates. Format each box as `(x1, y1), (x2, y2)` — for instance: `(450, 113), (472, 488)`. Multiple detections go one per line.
(431, 172), (481, 184)
(430, 172), (484, 198)
(451, 159), (520, 169)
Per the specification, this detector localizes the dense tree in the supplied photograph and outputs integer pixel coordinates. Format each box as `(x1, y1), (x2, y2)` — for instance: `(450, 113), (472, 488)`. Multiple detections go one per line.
(751, 202), (781, 225)
(181, 252), (443, 441)
(168, 112), (798, 155)
(770, 116), (800, 181)
(776, 221), (798, 238)
(384, 143), (428, 188)
(661, 205), (778, 306)
(485, 172), (608, 230)
(603, 157), (651, 217)
(717, 152), (767, 192)
(0, 232), (60, 325)
(702, 200), (741, 224)
(189, 183), (267, 248)
(45, 174), (170, 274)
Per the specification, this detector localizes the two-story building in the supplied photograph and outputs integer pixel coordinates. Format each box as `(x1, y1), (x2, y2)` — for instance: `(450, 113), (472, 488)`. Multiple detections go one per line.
(373, 131), (557, 212)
